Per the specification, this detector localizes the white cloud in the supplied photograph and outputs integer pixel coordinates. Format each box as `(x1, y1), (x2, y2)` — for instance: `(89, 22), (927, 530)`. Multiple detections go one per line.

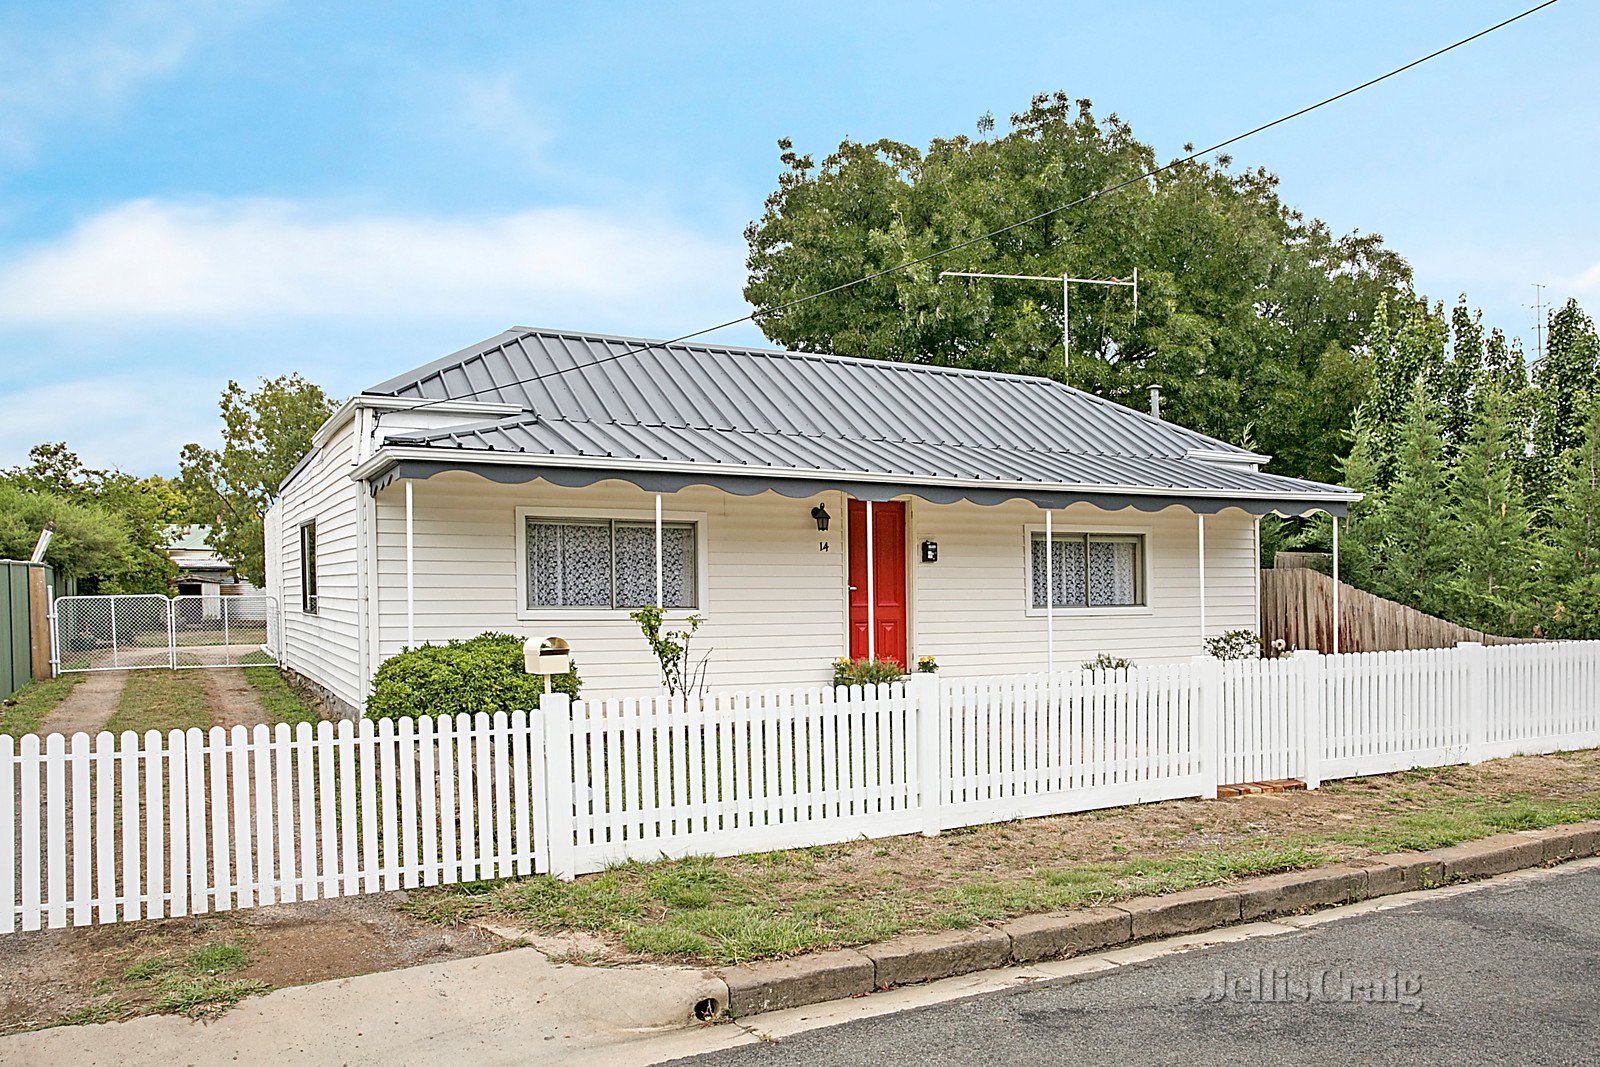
(0, 2), (246, 161)
(0, 197), (747, 327)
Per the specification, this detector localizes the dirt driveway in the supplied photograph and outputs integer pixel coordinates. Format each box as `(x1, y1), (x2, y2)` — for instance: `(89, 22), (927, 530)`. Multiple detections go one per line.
(37, 668), (271, 737)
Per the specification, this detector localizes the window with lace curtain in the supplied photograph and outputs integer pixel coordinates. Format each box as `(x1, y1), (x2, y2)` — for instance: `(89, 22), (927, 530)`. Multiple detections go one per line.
(1030, 531), (1145, 608)
(523, 517), (698, 610)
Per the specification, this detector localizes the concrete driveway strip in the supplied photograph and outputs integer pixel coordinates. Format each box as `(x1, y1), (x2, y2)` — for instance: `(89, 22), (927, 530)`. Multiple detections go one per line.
(666, 860), (1600, 1067)
(0, 944), (728, 1067)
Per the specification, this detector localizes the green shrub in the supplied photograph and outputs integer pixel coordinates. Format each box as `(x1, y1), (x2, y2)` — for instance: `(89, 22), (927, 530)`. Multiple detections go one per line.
(1082, 652), (1134, 671)
(831, 656), (905, 687)
(366, 632), (580, 721)
(1205, 629), (1262, 660)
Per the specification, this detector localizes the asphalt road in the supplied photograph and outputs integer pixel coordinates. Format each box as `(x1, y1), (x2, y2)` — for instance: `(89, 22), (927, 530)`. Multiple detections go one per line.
(671, 864), (1600, 1067)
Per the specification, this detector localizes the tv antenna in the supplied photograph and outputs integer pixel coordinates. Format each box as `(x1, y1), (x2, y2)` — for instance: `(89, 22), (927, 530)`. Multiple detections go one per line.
(1529, 282), (1549, 363)
(938, 268), (1138, 384)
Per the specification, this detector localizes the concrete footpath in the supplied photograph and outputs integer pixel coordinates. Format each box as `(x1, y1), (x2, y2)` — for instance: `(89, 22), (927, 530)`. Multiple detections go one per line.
(0, 941), (728, 1067)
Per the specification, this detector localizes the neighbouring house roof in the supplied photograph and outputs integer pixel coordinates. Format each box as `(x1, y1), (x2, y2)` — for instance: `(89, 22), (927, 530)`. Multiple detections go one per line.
(163, 524), (213, 552)
(357, 327), (1357, 516)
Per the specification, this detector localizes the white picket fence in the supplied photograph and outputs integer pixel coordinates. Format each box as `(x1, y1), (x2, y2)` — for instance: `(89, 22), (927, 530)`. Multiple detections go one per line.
(5, 641), (1599, 932)
(0, 714), (546, 933)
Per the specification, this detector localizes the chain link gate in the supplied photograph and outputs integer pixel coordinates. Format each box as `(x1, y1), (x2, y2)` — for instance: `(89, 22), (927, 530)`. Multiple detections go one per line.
(51, 594), (280, 674)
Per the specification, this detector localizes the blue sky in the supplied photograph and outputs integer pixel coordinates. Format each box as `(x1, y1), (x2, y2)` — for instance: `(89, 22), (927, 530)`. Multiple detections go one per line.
(0, 1), (1592, 473)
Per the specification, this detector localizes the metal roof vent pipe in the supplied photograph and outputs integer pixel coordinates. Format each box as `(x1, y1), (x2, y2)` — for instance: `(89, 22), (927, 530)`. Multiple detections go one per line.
(1147, 384), (1163, 420)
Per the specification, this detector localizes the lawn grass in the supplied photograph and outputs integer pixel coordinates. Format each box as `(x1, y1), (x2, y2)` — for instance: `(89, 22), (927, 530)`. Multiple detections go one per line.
(46, 935), (268, 1030)
(103, 669), (212, 735)
(0, 673), (84, 737)
(404, 752), (1600, 966)
(243, 666), (320, 726)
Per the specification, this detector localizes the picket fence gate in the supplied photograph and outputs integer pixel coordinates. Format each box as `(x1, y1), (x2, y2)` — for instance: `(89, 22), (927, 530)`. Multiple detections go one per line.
(6, 641), (1599, 932)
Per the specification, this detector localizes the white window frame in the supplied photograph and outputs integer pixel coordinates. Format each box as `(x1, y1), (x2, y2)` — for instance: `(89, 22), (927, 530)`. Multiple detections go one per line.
(1022, 522), (1153, 618)
(514, 504), (709, 621)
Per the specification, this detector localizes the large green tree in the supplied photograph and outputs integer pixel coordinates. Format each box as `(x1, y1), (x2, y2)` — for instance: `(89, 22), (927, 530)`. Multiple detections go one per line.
(744, 94), (1409, 483)
(0, 483), (138, 586)
(179, 375), (335, 586)
(2, 443), (177, 592)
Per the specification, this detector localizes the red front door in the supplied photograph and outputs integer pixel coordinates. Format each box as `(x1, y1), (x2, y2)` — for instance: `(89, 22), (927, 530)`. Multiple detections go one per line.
(848, 499), (907, 667)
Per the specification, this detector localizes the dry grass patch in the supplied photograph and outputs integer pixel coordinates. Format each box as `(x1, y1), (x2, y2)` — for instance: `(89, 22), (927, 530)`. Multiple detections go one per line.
(405, 747), (1600, 966)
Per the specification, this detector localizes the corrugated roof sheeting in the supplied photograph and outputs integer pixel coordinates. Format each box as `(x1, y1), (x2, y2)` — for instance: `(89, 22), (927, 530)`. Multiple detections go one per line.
(367, 327), (1352, 507)
(369, 328), (1251, 459)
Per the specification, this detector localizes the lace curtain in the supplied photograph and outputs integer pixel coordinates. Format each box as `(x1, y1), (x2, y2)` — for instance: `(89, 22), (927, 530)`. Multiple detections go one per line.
(614, 522), (695, 608)
(526, 518), (696, 609)
(1032, 533), (1141, 607)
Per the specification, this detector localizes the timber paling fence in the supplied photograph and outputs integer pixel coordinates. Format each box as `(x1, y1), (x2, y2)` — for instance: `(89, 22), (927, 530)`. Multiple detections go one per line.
(1260, 566), (1540, 654)
(4, 641), (1598, 932)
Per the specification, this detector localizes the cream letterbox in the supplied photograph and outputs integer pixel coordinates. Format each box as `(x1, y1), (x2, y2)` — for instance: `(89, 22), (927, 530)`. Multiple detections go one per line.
(525, 636), (571, 676)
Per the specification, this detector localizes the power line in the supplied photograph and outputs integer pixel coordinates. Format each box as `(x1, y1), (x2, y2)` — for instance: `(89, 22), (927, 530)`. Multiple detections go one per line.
(405, 0), (1559, 412)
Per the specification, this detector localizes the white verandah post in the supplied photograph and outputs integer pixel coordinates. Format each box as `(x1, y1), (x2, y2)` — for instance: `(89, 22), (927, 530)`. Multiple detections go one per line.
(1196, 511), (1207, 651)
(405, 480), (415, 650)
(866, 501), (876, 660)
(654, 493), (663, 608)
(1331, 513), (1341, 655)
(1045, 509), (1055, 674)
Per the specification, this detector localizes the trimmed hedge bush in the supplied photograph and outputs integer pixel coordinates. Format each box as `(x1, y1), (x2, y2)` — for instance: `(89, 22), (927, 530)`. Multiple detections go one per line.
(365, 632), (581, 721)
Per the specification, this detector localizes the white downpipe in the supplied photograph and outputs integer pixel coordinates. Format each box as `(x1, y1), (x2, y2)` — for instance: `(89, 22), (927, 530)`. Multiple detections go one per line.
(1045, 509), (1055, 675)
(1196, 511), (1207, 651)
(654, 493), (663, 608)
(866, 501), (876, 661)
(405, 480), (415, 650)
(1332, 514), (1341, 655)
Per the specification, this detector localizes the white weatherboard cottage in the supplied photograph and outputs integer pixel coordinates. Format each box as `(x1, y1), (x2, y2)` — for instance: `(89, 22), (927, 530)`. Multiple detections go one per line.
(264, 328), (1356, 715)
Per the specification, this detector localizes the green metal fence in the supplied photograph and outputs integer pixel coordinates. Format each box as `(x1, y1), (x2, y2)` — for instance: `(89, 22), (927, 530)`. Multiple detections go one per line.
(0, 560), (54, 701)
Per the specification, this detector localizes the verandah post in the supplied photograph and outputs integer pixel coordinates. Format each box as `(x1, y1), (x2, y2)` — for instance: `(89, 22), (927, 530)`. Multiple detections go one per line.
(540, 692), (577, 881)
(1191, 655), (1220, 800)
(1291, 649), (1324, 789)
(1460, 641), (1488, 765)
(909, 673), (942, 837)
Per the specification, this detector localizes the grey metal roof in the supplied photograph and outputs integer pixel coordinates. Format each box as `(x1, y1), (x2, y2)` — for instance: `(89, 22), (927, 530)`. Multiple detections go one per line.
(364, 327), (1353, 514)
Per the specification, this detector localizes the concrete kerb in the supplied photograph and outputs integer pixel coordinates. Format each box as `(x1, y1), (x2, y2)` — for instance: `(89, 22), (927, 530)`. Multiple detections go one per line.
(714, 821), (1600, 1019)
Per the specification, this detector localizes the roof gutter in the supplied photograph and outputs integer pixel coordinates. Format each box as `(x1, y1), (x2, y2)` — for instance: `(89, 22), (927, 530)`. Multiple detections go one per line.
(348, 445), (1363, 506)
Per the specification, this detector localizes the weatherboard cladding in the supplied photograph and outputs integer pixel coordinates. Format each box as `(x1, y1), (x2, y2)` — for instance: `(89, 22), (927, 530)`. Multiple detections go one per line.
(365, 327), (1350, 512)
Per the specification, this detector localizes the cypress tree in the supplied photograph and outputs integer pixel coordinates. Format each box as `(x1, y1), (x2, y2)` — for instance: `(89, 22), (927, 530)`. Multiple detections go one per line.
(1444, 381), (1537, 634)
(1529, 299), (1600, 501)
(1541, 398), (1600, 637)
(1380, 381), (1453, 615)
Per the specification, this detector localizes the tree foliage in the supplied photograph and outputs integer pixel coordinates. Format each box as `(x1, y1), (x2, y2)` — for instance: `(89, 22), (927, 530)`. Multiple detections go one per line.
(744, 94), (1409, 484)
(1, 442), (179, 591)
(179, 375), (336, 586)
(1529, 298), (1600, 500)
(1443, 381), (1536, 633)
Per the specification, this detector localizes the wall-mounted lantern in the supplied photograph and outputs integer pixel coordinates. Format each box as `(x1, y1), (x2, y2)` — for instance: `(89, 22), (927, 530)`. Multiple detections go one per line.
(810, 504), (831, 532)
